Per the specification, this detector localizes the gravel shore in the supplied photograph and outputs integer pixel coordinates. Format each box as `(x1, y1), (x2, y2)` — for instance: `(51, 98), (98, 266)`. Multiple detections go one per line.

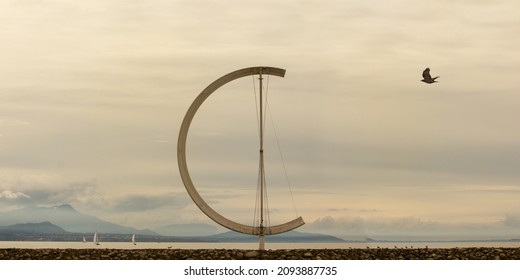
(1, 247), (520, 260)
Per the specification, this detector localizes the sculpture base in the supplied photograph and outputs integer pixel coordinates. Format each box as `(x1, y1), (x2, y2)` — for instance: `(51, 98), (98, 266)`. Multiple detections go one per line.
(258, 234), (265, 251)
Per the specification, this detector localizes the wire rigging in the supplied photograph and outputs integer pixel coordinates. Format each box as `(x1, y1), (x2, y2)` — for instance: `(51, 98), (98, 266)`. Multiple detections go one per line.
(251, 73), (299, 229)
(266, 103), (300, 218)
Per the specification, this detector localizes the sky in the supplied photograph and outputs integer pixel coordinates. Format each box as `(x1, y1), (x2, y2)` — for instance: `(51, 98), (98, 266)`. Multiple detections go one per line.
(1, 0), (520, 240)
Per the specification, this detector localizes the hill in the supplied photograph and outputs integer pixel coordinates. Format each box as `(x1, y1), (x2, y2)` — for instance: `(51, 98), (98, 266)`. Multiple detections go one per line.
(0, 204), (345, 242)
(208, 230), (346, 243)
(0, 204), (157, 235)
(154, 223), (220, 236)
(0, 221), (67, 234)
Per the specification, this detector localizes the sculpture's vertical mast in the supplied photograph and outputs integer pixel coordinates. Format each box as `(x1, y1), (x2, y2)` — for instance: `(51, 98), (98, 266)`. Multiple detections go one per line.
(258, 69), (265, 250)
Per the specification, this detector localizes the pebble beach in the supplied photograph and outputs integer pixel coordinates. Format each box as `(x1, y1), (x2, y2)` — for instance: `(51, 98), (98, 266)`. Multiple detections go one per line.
(2, 247), (520, 260)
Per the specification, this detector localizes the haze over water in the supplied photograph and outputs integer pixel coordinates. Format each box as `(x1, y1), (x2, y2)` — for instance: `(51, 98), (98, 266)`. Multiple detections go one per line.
(2, 241), (520, 250)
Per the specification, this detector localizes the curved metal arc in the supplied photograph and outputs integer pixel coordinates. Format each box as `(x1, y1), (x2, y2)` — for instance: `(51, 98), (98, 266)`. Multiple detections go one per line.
(177, 66), (304, 235)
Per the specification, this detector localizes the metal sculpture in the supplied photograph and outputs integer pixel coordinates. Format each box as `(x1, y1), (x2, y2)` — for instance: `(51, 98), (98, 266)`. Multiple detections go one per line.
(177, 66), (304, 249)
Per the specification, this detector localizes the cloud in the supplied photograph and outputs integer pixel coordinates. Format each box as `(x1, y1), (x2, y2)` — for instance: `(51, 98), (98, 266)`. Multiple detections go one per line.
(0, 190), (30, 200)
(302, 215), (520, 240)
(0, 172), (101, 208)
(111, 193), (191, 213)
(503, 214), (520, 228)
(328, 208), (380, 213)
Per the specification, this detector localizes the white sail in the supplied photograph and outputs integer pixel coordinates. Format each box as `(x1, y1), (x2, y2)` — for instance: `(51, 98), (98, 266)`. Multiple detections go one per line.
(82, 235), (86, 243)
(132, 234), (136, 245)
(93, 232), (100, 245)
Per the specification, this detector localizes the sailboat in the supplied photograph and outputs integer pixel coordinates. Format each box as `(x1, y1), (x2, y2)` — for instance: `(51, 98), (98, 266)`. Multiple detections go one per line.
(82, 235), (86, 243)
(93, 231), (100, 245)
(131, 234), (136, 245)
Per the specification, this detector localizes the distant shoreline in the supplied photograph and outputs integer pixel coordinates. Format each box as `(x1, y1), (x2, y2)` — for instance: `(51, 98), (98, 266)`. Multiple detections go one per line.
(1, 247), (520, 260)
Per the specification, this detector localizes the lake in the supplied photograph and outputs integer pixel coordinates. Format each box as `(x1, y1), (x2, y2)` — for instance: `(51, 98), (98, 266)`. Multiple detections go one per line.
(1, 241), (519, 250)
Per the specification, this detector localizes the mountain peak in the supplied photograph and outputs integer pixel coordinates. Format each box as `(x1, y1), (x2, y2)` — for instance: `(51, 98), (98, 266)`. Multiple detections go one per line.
(2, 221), (68, 234)
(0, 204), (158, 235)
(52, 204), (76, 212)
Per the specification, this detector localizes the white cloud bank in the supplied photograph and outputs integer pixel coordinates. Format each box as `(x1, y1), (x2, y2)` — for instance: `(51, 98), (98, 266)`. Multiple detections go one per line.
(0, 190), (30, 200)
(303, 214), (520, 241)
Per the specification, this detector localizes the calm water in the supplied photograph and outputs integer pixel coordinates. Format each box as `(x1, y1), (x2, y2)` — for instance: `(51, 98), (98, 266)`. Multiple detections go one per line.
(1, 241), (519, 250)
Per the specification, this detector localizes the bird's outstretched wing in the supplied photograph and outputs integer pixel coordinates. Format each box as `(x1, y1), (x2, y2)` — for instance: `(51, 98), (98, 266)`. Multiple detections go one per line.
(422, 68), (432, 80)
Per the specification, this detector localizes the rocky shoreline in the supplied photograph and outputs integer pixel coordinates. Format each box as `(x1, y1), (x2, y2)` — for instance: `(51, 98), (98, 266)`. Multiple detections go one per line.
(1, 247), (520, 260)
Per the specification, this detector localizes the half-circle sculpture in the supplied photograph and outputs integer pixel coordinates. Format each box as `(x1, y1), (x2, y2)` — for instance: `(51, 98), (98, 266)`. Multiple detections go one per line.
(177, 66), (305, 246)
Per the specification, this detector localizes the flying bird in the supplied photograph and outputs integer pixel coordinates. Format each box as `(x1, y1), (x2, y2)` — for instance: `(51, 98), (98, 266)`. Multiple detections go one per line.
(421, 68), (439, 84)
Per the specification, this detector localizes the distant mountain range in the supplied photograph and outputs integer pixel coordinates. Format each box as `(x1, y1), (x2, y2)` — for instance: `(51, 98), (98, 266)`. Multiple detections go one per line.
(209, 230), (345, 243)
(0, 221), (67, 234)
(0, 204), (156, 235)
(154, 223), (220, 236)
(0, 204), (345, 243)
(0, 221), (346, 243)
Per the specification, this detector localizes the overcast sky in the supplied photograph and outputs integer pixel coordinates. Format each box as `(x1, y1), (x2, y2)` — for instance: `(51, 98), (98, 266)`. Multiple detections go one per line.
(1, 0), (520, 240)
